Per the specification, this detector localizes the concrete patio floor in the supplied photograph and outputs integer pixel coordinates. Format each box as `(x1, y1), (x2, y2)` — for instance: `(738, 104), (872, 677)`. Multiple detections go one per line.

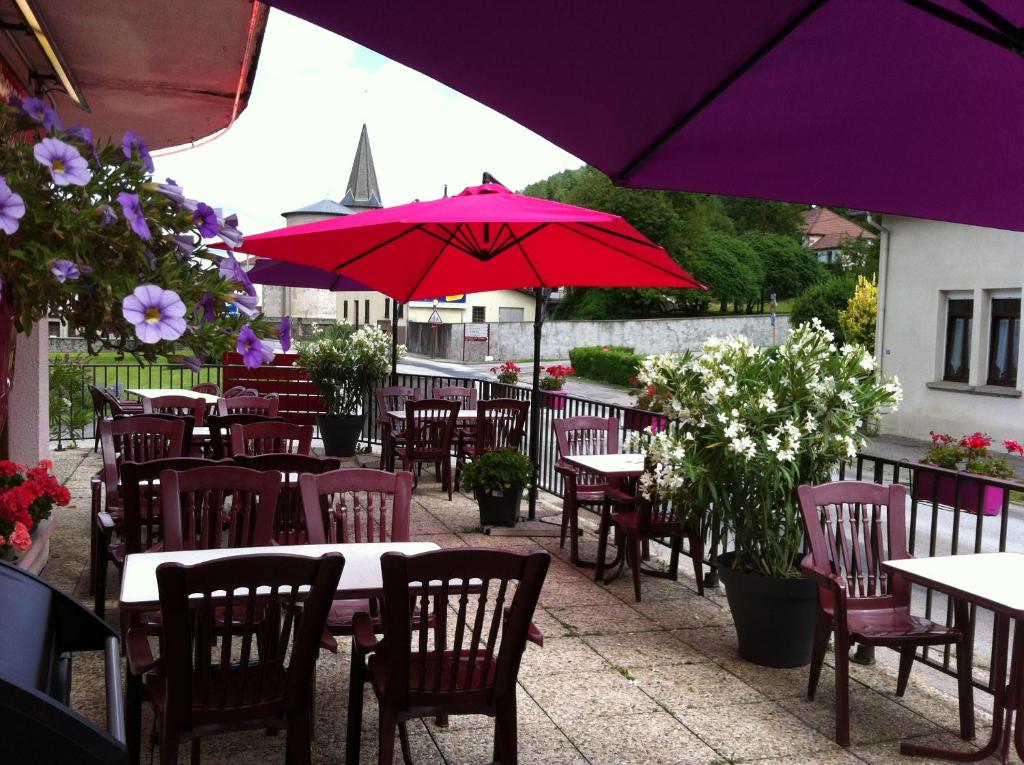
(41, 446), (1014, 764)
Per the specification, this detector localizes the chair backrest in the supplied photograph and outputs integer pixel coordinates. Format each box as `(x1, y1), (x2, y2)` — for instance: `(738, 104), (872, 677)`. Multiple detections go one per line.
(191, 382), (220, 396)
(473, 399), (529, 457)
(233, 454), (342, 544)
(217, 395), (280, 417)
(155, 552), (343, 729)
(298, 468), (412, 545)
(205, 414), (279, 459)
(223, 385), (247, 398)
(158, 465), (282, 551)
(99, 416), (187, 505)
(230, 421), (313, 456)
(553, 416), (619, 459)
(403, 400), (460, 460)
(119, 458), (221, 555)
(379, 548), (549, 707)
(374, 385), (420, 425)
(143, 395), (205, 426)
(430, 385), (477, 410)
(88, 385), (109, 418)
(99, 387), (134, 417)
(797, 481), (910, 609)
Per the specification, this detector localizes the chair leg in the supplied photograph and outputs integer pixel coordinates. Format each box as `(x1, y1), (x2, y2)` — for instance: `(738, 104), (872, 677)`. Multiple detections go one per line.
(444, 460), (453, 501)
(345, 650), (365, 765)
(398, 721), (413, 765)
(629, 533), (643, 602)
(495, 697), (518, 764)
(834, 629), (851, 747)
(285, 707), (312, 765)
(159, 722), (179, 765)
(668, 532), (681, 579)
(807, 610), (831, 701)
(190, 738), (200, 765)
(559, 494), (571, 549)
(594, 495), (612, 582)
(378, 706), (398, 765)
(126, 672), (142, 765)
(896, 646), (915, 697)
(94, 541), (110, 620)
(687, 524), (705, 597)
(954, 599), (976, 740)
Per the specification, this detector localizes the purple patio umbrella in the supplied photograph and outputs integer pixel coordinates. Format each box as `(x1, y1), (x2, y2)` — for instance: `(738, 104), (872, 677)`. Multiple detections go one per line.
(264, 0), (1024, 232)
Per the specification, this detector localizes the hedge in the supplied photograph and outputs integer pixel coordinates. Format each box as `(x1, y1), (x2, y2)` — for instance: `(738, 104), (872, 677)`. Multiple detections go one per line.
(568, 345), (641, 386)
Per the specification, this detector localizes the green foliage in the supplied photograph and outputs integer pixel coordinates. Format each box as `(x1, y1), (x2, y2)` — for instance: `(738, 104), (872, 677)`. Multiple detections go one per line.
(741, 231), (824, 301)
(791, 276), (856, 341)
(294, 323), (401, 415)
(838, 274), (878, 353)
(685, 230), (761, 312)
(459, 448), (533, 492)
(568, 345), (641, 386)
(721, 197), (805, 238)
(49, 354), (92, 445)
(839, 233), (880, 276)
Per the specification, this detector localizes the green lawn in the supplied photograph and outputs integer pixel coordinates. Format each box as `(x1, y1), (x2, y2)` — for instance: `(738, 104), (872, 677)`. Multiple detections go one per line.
(49, 351), (221, 392)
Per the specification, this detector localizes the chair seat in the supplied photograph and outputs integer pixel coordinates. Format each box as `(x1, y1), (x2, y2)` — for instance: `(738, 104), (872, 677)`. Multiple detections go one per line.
(844, 607), (958, 644)
(609, 511), (680, 535)
(394, 446), (448, 461)
(145, 672), (286, 730)
(326, 598), (380, 634)
(369, 649), (497, 695)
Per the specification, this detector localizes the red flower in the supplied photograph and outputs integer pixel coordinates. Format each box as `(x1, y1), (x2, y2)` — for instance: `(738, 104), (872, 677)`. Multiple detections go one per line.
(959, 432), (991, 450)
(929, 431), (954, 445)
(0, 460), (20, 476)
(1005, 439), (1024, 457)
(8, 521), (30, 551)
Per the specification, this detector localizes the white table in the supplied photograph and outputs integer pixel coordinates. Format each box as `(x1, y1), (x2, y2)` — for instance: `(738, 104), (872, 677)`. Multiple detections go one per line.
(884, 552), (1024, 761)
(126, 388), (220, 405)
(119, 542), (440, 611)
(562, 452), (645, 479)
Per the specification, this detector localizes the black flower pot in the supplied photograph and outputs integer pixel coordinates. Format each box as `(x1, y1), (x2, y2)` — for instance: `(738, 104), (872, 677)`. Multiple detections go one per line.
(717, 551), (819, 668)
(474, 486), (522, 527)
(317, 413), (364, 457)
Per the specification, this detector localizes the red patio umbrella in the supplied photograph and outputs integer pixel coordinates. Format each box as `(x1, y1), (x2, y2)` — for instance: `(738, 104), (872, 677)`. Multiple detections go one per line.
(231, 181), (704, 518)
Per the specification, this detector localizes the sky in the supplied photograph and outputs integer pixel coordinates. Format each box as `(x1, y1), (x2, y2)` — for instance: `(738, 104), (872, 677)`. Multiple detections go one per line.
(154, 9), (582, 236)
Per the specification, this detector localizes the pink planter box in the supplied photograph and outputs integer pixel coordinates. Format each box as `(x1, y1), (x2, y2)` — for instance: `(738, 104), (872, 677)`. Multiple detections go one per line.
(541, 390), (567, 410)
(624, 410), (668, 433)
(914, 467), (1007, 517)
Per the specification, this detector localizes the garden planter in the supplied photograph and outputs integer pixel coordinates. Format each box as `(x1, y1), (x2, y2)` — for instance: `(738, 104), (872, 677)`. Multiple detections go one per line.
(11, 518), (58, 576)
(915, 464), (1007, 517)
(474, 486), (522, 527)
(541, 390), (567, 410)
(623, 409), (668, 433)
(318, 413), (364, 457)
(718, 552), (819, 668)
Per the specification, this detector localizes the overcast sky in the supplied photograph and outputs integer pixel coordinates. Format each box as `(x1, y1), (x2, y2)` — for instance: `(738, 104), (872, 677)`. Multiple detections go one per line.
(154, 9), (582, 236)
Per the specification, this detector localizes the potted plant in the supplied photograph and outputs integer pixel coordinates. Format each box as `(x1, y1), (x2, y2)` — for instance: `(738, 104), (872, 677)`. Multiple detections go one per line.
(295, 323), (400, 456)
(917, 431), (1022, 516)
(625, 378), (671, 432)
(633, 321), (903, 667)
(490, 360), (521, 385)
(539, 364), (574, 410)
(459, 448), (533, 527)
(0, 459), (70, 574)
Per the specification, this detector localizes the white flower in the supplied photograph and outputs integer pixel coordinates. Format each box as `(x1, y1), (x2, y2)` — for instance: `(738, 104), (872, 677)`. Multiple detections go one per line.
(724, 420), (745, 439)
(729, 435), (757, 460)
(859, 354), (876, 372)
(717, 412), (728, 424)
(758, 391), (777, 412)
(777, 449), (795, 462)
(804, 415), (817, 434)
(838, 390), (854, 406)
(765, 432), (781, 452)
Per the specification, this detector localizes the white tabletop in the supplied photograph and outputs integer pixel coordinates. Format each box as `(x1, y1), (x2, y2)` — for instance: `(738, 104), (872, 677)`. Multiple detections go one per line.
(120, 542), (439, 608)
(388, 409), (477, 420)
(883, 553), (1024, 616)
(126, 388), (220, 404)
(192, 426), (210, 437)
(563, 452), (645, 478)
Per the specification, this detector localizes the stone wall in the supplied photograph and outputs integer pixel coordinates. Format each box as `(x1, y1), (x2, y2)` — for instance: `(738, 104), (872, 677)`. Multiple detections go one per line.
(417, 314), (792, 361)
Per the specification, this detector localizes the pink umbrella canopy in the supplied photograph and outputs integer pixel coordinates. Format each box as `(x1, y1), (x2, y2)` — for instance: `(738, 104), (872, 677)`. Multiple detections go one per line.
(232, 183), (704, 302)
(263, 0), (1024, 232)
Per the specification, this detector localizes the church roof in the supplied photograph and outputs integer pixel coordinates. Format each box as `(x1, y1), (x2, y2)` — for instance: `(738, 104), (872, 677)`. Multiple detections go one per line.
(281, 198), (357, 217)
(340, 124), (383, 209)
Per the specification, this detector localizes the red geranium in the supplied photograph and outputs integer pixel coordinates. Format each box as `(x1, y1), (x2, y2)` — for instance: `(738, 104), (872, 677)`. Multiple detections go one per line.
(1006, 439), (1024, 457)
(959, 432), (992, 451)
(0, 460), (71, 559)
(8, 522), (31, 552)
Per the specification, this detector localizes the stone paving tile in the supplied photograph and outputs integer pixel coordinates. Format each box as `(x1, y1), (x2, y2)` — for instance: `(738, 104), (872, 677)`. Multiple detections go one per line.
(431, 719), (588, 764)
(630, 661), (763, 713)
(521, 669), (662, 727)
(673, 700), (843, 762)
(583, 630), (705, 669)
(673, 625), (742, 661)
(538, 575), (628, 609)
(744, 748), (865, 764)
(632, 594), (733, 629)
(519, 636), (610, 680)
(532, 606), (579, 638)
(714, 658), (832, 701)
(571, 710), (719, 765)
(851, 729), (982, 765)
(546, 603), (660, 636)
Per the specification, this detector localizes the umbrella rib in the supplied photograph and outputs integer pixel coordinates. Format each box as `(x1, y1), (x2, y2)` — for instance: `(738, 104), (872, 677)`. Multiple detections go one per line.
(513, 237), (546, 286)
(572, 221), (666, 250)
(403, 224), (464, 303)
(331, 224), (425, 272)
(557, 223), (706, 290)
(490, 223), (549, 258)
(423, 224), (477, 257)
(618, 0), (831, 182)
(900, 0), (1021, 50)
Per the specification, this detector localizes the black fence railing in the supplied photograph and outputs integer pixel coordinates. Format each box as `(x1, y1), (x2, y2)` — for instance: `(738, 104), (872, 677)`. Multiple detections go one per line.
(59, 361), (1021, 695)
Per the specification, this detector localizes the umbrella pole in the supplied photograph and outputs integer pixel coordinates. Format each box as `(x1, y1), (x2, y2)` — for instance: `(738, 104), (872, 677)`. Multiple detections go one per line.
(527, 287), (546, 520)
(390, 299), (399, 383)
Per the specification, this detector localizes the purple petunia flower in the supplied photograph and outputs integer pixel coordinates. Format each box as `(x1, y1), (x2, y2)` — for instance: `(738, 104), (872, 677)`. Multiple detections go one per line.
(279, 316), (292, 353)
(173, 234), (196, 257)
(99, 204), (118, 226)
(217, 212), (244, 249)
(117, 192), (151, 240)
(51, 260), (80, 283)
(0, 176), (25, 235)
(33, 138), (91, 186)
(182, 355), (203, 373)
(232, 292), (260, 318)
(121, 130), (154, 173)
(195, 292), (216, 324)
(121, 285), (187, 344)
(237, 325), (274, 369)
(66, 125), (100, 164)
(145, 178), (185, 205)
(193, 202), (218, 238)
(219, 251), (256, 296)
(21, 97), (62, 132)
(8, 94), (22, 109)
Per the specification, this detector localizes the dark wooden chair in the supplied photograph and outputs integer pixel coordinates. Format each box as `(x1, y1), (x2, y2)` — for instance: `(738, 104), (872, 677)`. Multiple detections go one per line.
(205, 414), (280, 459)
(553, 417), (619, 567)
(797, 481), (975, 747)
(430, 385), (477, 409)
(190, 382), (220, 396)
(455, 398), (529, 488)
(346, 548), (549, 765)
(217, 395), (280, 417)
(158, 464), (282, 551)
(91, 416), (186, 608)
(598, 488), (704, 601)
(299, 468), (413, 636)
(392, 400), (460, 500)
(143, 394), (206, 426)
(230, 421), (313, 457)
(374, 385), (421, 470)
(233, 454), (341, 545)
(149, 551), (344, 765)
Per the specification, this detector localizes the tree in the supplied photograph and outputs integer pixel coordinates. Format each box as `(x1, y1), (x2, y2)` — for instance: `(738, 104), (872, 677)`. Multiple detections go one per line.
(684, 231), (761, 313)
(722, 197), (805, 239)
(838, 274), (878, 352)
(741, 232), (824, 308)
(791, 276), (856, 341)
(839, 234), (880, 276)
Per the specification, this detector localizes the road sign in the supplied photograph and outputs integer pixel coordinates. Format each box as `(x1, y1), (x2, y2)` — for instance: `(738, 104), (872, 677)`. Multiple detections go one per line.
(428, 308), (443, 324)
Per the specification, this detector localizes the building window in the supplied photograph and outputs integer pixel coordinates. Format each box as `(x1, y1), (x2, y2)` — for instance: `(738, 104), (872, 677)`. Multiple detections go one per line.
(384, 299), (390, 319)
(987, 298), (1020, 387)
(472, 306), (486, 322)
(397, 303), (404, 319)
(343, 300), (348, 319)
(365, 299), (370, 324)
(943, 299), (973, 382)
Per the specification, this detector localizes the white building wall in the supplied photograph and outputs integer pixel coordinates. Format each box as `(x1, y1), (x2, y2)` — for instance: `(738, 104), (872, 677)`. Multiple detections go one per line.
(406, 290), (537, 324)
(877, 217), (1023, 442)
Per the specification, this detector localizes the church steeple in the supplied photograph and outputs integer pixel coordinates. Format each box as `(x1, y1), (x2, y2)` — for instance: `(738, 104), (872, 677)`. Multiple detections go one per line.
(340, 124), (382, 210)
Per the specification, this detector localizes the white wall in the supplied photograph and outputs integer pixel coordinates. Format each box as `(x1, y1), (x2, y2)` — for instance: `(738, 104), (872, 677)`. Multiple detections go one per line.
(406, 290), (537, 324)
(877, 217), (1023, 442)
(10, 323), (48, 463)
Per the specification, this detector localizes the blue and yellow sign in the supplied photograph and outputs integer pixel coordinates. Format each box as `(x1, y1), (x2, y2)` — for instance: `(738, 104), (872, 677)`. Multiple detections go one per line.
(411, 295), (467, 305)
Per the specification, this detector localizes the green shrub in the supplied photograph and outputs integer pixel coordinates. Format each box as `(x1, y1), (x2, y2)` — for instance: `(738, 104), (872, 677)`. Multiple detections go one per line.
(460, 449), (533, 492)
(49, 354), (92, 446)
(791, 276), (856, 341)
(568, 345), (641, 386)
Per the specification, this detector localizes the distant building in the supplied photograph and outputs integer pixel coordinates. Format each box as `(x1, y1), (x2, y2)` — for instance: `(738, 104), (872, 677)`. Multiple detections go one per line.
(800, 207), (876, 265)
(876, 217), (1021, 442)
